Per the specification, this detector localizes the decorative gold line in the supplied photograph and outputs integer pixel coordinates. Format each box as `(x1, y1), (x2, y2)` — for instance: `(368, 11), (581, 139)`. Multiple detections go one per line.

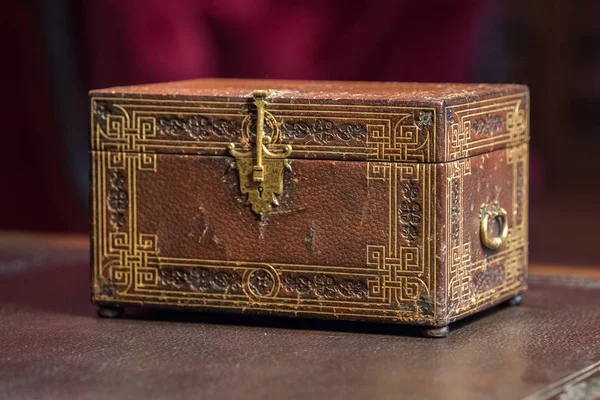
(130, 109), (424, 117)
(92, 151), (98, 285)
(135, 111), (242, 116)
(101, 152), (107, 267)
(459, 105), (522, 120)
(463, 137), (529, 150)
(152, 260), (387, 277)
(124, 106), (242, 112)
(93, 94), (525, 110)
(388, 162), (393, 253)
(266, 112), (419, 117)
(421, 164), (425, 284)
(128, 156), (136, 293)
(113, 105), (131, 125)
(96, 296), (432, 320)
(90, 96), (247, 104)
(117, 141), (376, 150)
(99, 145), (375, 155)
(126, 292), (401, 308)
(433, 108), (437, 163)
(148, 258), (429, 275)
(453, 100), (521, 112)
(445, 93), (527, 110)
(392, 164), (397, 256)
(445, 159), (451, 315)
(90, 99), (96, 153)
(91, 95), (439, 109)
(432, 163), (437, 316)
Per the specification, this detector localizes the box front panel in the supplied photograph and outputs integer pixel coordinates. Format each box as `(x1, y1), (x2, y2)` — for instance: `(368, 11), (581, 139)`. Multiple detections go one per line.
(91, 151), (441, 325)
(443, 143), (529, 322)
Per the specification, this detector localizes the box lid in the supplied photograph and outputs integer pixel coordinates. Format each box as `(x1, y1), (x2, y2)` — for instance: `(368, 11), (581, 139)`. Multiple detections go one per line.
(90, 79), (529, 163)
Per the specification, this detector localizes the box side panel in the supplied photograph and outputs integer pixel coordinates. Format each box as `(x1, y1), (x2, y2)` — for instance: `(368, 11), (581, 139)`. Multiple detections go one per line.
(90, 151), (440, 326)
(444, 143), (529, 323)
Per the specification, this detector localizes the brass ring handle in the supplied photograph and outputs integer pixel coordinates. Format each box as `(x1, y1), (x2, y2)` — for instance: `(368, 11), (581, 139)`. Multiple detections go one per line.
(480, 203), (508, 250)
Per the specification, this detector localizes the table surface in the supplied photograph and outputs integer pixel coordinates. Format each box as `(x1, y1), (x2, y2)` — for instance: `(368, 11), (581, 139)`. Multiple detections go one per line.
(0, 233), (599, 400)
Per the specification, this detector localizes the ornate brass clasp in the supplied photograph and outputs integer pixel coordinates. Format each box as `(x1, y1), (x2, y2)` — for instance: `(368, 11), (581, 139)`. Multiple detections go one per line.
(228, 90), (292, 219)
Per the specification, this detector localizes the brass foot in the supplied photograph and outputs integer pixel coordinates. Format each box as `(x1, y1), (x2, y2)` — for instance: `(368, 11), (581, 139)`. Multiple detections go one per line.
(97, 305), (124, 318)
(508, 295), (522, 306)
(422, 325), (449, 338)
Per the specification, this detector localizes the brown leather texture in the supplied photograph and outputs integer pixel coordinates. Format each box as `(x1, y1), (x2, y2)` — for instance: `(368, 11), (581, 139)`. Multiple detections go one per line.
(1, 234), (599, 400)
(91, 78), (525, 105)
(90, 79), (529, 329)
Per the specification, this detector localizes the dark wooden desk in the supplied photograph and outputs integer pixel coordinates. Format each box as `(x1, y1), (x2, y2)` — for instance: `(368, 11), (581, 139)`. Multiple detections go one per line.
(0, 233), (599, 400)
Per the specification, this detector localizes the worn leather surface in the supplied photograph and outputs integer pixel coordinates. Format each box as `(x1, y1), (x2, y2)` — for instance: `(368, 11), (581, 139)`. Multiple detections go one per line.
(1, 234), (599, 400)
(90, 79), (529, 327)
(91, 78), (525, 105)
(136, 156), (382, 267)
(92, 143), (527, 326)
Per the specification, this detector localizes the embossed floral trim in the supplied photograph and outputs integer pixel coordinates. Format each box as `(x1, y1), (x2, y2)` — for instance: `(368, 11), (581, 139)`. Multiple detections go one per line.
(416, 111), (433, 128)
(157, 116), (239, 140)
(446, 108), (454, 125)
(472, 114), (504, 135)
(107, 172), (128, 227)
(281, 119), (365, 143)
(283, 274), (367, 299)
(248, 269), (276, 297)
(159, 267), (242, 293)
(400, 182), (421, 241)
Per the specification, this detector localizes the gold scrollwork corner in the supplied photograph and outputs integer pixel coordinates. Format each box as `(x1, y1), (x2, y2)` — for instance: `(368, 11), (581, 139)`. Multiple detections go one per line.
(228, 90), (292, 219)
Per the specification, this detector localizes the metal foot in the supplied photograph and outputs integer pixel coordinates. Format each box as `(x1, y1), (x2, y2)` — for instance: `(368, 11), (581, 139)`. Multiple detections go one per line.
(97, 305), (124, 318)
(422, 325), (449, 338)
(508, 295), (522, 306)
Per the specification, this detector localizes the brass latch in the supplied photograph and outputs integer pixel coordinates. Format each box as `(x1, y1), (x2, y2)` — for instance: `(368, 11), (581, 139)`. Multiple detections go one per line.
(228, 90), (292, 219)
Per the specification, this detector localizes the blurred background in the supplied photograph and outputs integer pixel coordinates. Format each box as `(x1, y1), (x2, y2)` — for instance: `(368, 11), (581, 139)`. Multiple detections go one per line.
(1, 0), (598, 266)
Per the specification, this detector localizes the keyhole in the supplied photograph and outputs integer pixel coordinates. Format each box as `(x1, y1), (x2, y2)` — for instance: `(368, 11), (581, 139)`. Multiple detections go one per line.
(258, 186), (263, 198)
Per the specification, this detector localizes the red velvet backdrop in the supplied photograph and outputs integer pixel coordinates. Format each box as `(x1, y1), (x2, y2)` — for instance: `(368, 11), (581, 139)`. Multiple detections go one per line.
(2, 0), (489, 232)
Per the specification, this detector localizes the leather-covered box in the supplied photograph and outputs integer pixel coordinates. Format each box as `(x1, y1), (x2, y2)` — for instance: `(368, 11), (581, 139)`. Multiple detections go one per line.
(90, 79), (529, 337)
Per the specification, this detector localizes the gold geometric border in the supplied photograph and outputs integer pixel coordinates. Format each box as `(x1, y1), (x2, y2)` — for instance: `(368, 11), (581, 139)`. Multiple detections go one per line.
(91, 92), (529, 163)
(91, 96), (436, 162)
(91, 99), (438, 324)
